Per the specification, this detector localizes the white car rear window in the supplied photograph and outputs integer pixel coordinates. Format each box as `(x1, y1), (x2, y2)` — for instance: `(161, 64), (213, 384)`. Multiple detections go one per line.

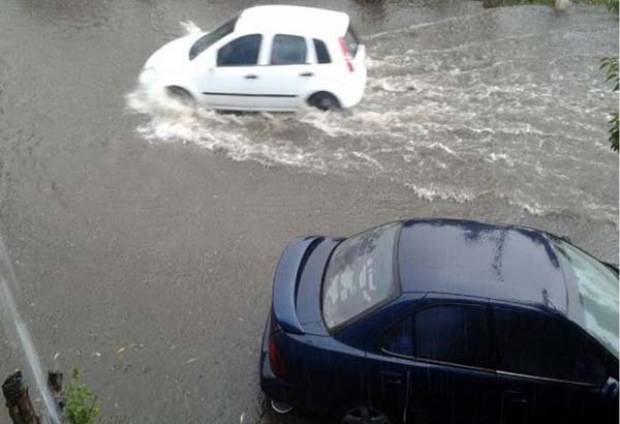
(345, 26), (359, 57)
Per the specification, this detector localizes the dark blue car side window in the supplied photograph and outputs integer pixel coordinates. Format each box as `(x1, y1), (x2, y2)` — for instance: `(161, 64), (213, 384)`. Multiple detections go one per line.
(383, 317), (414, 356)
(494, 307), (606, 384)
(414, 305), (491, 369)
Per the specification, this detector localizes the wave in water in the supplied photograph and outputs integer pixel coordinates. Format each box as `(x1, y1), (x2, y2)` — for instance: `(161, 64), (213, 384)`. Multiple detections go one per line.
(125, 14), (619, 225)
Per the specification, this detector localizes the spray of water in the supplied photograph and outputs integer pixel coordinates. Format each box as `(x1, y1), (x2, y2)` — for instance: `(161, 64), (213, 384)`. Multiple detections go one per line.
(126, 15), (618, 225)
(0, 225), (61, 424)
(179, 20), (202, 35)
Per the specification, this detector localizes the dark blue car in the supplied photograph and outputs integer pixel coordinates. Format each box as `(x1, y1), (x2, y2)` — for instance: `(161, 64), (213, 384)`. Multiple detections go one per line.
(259, 219), (619, 424)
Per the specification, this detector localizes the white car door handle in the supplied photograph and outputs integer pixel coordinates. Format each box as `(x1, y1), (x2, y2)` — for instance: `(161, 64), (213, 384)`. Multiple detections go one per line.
(299, 72), (314, 77)
(244, 74), (259, 79)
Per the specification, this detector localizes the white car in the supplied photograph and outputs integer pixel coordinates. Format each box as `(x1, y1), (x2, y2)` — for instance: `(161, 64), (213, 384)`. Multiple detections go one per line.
(139, 5), (367, 112)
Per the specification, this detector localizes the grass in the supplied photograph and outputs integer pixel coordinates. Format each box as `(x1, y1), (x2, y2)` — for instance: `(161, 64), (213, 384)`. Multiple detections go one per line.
(65, 368), (101, 424)
(600, 57), (619, 151)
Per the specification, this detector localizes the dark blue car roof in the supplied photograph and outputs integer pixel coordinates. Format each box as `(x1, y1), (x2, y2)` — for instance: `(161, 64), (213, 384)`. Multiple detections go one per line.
(398, 219), (567, 312)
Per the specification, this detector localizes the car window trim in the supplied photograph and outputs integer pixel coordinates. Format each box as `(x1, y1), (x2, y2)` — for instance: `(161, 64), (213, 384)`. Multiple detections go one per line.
(376, 351), (599, 386)
(379, 348), (496, 374)
(497, 370), (597, 387)
(321, 221), (404, 334)
(270, 33), (310, 66)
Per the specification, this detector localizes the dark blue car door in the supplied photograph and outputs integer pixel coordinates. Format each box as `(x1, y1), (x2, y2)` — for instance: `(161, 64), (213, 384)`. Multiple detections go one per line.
(493, 305), (613, 424)
(366, 301), (497, 423)
(362, 302), (414, 422)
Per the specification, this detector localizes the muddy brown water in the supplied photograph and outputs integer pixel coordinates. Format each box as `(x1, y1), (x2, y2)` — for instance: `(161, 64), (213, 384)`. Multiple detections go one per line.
(0, 0), (618, 423)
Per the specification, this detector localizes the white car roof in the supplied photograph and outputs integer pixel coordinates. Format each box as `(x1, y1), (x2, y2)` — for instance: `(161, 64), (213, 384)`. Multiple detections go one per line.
(235, 5), (350, 38)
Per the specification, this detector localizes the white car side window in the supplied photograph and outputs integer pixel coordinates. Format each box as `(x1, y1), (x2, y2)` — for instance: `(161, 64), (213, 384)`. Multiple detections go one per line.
(270, 34), (308, 65)
(217, 34), (262, 67)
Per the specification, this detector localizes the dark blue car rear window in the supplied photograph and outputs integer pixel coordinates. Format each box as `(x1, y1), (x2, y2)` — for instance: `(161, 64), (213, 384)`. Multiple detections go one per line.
(322, 223), (400, 330)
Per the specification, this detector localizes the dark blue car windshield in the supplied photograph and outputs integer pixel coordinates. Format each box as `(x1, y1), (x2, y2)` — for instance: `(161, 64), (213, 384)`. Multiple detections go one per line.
(322, 223), (400, 330)
(552, 238), (619, 358)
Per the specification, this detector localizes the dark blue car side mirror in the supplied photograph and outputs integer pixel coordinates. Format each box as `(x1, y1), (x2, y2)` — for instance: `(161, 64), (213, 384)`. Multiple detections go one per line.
(601, 377), (619, 399)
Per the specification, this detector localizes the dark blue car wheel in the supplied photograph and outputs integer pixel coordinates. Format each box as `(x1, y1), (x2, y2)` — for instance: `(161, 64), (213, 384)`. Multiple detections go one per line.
(340, 406), (391, 424)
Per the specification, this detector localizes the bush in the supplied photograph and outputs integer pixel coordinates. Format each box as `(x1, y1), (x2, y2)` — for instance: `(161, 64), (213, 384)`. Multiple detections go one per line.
(65, 368), (101, 424)
(600, 57), (619, 152)
(603, 0), (619, 12)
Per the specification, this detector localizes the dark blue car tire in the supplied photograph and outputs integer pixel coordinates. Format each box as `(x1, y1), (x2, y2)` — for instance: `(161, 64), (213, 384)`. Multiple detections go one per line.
(339, 406), (392, 424)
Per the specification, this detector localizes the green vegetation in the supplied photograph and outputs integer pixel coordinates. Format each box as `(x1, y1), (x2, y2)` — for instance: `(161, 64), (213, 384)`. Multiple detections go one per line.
(603, 0), (619, 12)
(600, 57), (619, 151)
(577, 0), (617, 10)
(65, 368), (101, 424)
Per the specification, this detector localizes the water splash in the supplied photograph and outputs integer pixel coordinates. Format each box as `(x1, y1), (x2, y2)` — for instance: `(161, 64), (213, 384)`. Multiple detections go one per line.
(366, 9), (491, 40)
(180, 20), (202, 35)
(126, 10), (618, 225)
(0, 225), (61, 424)
(125, 86), (333, 170)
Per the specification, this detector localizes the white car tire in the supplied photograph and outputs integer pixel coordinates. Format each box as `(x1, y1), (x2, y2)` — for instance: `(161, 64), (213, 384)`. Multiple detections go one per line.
(308, 92), (341, 112)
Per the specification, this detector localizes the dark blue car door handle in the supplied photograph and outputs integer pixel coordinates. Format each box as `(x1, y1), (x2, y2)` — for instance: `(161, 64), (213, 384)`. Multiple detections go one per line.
(244, 74), (258, 79)
(504, 391), (528, 405)
(299, 72), (314, 77)
(502, 391), (528, 424)
(381, 371), (403, 384)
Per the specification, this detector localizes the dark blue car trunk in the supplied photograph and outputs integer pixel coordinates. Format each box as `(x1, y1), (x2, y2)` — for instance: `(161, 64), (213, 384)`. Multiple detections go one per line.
(267, 236), (362, 415)
(271, 236), (341, 336)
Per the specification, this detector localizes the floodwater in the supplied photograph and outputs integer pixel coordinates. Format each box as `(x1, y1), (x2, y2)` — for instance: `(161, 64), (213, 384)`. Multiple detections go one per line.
(0, 0), (618, 423)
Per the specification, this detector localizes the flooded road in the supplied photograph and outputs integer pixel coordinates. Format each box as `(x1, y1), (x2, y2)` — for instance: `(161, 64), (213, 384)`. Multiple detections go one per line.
(0, 0), (618, 423)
